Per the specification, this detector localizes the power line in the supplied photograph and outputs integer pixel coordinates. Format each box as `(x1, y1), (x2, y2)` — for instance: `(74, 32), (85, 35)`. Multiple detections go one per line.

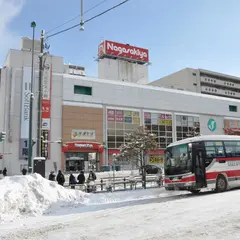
(46, 0), (109, 34)
(84, 0), (109, 14)
(46, 0), (129, 40)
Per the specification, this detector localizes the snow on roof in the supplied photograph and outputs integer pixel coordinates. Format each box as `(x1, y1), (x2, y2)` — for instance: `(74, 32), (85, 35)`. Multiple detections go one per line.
(63, 74), (240, 104)
(167, 135), (240, 148)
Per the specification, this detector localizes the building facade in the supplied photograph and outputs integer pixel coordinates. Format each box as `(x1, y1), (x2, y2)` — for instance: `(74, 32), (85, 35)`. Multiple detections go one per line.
(150, 68), (240, 100)
(2, 39), (240, 175)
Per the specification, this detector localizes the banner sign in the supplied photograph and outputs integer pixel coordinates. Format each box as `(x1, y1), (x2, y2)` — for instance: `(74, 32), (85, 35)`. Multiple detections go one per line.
(98, 40), (149, 63)
(41, 130), (49, 159)
(19, 67), (31, 159)
(107, 109), (140, 124)
(40, 64), (52, 159)
(19, 139), (28, 160)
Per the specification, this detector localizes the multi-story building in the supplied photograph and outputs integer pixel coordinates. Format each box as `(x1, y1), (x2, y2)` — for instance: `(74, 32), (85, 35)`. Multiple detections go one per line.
(150, 68), (240, 100)
(2, 39), (240, 175)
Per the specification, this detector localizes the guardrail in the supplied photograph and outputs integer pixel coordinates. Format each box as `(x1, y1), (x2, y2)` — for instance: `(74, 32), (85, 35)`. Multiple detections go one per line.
(64, 175), (163, 193)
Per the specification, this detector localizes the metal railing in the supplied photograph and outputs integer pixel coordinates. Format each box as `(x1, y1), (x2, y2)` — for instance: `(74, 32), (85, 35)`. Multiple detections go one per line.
(65, 175), (163, 193)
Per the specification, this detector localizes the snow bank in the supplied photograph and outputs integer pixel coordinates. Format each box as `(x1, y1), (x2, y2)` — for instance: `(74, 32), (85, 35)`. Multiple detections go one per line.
(0, 173), (87, 221)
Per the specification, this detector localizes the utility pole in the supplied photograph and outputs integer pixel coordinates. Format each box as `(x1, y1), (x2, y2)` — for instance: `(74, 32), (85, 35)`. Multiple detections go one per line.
(36, 30), (44, 157)
(28, 21), (36, 173)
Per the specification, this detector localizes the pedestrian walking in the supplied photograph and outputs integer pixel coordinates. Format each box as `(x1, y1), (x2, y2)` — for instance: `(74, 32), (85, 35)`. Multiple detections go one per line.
(2, 167), (7, 177)
(56, 170), (65, 186)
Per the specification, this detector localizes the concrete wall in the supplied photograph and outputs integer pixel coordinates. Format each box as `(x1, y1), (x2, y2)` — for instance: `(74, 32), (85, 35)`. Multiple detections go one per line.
(62, 75), (240, 118)
(98, 58), (148, 84)
(0, 49), (64, 175)
(149, 68), (199, 92)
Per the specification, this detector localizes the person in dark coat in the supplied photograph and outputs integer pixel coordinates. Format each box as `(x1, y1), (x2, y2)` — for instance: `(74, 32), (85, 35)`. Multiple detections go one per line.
(22, 168), (27, 175)
(69, 173), (77, 189)
(88, 170), (96, 182)
(56, 170), (65, 186)
(49, 171), (56, 181)
(77, 171), (85, 184)
(2, 167), (7, 177)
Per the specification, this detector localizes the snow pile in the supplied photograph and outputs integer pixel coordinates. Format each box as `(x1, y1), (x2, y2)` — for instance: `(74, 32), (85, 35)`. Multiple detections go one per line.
(0, 173), (87, 221)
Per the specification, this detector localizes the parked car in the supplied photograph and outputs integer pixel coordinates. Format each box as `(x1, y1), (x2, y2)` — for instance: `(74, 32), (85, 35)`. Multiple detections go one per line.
(139, 165), (162, 175)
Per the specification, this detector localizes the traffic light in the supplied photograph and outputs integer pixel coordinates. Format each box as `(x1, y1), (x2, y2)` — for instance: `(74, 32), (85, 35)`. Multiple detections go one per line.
(0, 132), (6, 142)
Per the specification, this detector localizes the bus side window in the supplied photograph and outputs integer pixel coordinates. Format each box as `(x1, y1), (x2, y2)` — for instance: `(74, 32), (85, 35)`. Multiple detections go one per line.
(215, 146), (224, 157)
(205, 146), (215, 158)
(204, 141), (225, 166)
(224, 141), (240, 157)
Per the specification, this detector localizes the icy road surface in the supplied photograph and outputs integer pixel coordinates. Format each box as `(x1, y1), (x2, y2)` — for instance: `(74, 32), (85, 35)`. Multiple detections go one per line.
(2, 188), (240, 240)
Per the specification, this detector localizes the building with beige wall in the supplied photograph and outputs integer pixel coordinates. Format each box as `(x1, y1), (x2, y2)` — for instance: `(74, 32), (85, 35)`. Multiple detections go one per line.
(150, 68), (240, 99)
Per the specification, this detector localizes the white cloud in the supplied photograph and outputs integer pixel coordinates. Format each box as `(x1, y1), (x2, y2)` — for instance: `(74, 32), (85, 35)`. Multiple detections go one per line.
(0, 0), (24, 65)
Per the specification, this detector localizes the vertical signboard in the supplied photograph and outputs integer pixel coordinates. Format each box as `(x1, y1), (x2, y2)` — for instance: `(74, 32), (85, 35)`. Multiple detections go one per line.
(40, 64), (51, 159)
(19, 67), (31, 159)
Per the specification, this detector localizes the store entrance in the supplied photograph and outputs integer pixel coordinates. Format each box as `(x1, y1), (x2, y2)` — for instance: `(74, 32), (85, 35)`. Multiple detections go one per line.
(65, 152), (88, 172)
(62, 142), (104, 172)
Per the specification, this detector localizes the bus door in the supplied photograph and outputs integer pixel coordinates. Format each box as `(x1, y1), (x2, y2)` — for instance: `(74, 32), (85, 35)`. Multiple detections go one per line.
(192, 142), (207, 188)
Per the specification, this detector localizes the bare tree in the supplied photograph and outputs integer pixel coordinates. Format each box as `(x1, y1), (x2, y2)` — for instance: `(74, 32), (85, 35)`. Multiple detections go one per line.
(118, 126), (157, 189)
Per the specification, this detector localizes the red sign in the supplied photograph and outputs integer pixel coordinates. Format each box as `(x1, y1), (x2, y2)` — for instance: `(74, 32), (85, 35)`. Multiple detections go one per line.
(98, 40), (149, 63)
(42, 99), (50, 118)
(62, 142), (104, 153)
(144, 112), (151, 119)
(107, 109), (115, 122)
(159, 114), (172, 120)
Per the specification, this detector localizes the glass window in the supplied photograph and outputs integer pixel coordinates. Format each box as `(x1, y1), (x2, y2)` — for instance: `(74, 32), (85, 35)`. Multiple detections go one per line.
(74, 85), (92, 95)
(143, 112), (173, 149)
(175, 115), (200, 141)
(229, 105), (237, 112)
(108, 136), (116, 142)
(107, 109), (141, 149)
(165, 144), (192, 175)
(204, 141), (225, 158)
(224, 141), (240, 157)
(107, 129), (115, 135)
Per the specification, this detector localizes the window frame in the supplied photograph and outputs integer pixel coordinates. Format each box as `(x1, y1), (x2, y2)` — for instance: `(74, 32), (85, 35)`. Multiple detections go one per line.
(74, 85), (92, 96)
(229, 105), (237, 112)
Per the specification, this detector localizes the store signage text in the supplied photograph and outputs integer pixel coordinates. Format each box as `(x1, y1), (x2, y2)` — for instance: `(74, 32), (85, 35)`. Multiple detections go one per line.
(71, 129), (96, 140)
(99, 40), (149, 62)
(20, 67), (32, 159)
(75, 144), (93, 148)
(107, 42), (147, 59)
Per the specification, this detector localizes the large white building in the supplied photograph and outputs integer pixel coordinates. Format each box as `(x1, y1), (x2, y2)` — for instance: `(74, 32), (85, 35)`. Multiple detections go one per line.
(150, 68), (240, 100)
(1, 39), (240, 175)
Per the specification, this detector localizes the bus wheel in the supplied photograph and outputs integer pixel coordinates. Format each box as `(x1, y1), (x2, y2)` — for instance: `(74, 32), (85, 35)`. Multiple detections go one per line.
(216, 175), (227, 192)
(190, 189), (200, 194)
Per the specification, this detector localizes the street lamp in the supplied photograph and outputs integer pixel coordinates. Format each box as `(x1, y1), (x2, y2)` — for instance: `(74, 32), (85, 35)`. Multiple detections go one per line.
(28, 21), (36, 174)
(80, 0), (84, 31)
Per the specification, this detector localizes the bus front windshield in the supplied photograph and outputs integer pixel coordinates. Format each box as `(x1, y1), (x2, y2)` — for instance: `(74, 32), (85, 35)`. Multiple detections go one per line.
(164, 143), (192, 175)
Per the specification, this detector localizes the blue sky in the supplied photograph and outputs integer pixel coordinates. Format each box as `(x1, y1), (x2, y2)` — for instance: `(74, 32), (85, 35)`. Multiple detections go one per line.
(1, 0), (240, 82)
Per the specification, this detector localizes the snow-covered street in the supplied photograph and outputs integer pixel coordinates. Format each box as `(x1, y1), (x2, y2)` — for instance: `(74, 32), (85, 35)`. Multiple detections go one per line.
(1, 174), (240, 239)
